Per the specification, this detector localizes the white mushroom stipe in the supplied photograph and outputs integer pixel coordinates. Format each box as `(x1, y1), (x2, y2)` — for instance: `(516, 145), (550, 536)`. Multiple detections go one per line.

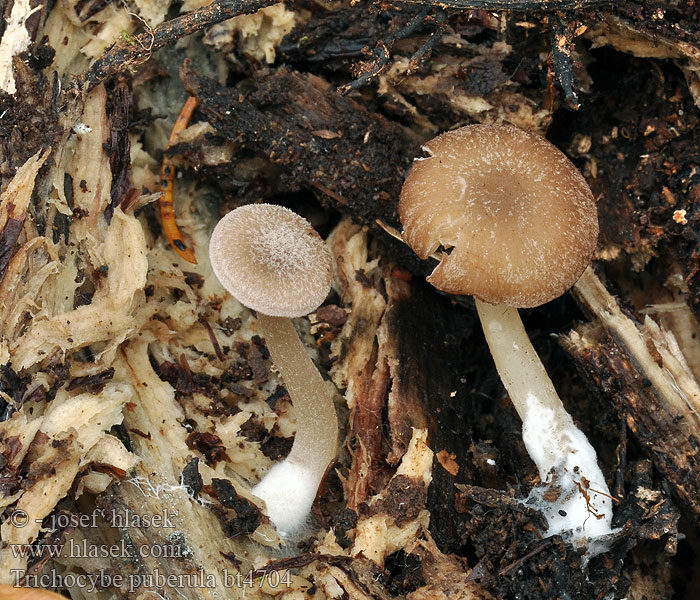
(254, 314), (337, 537)
(521, 397), (612, 540)
(251, 458), (320, 538)
(476, 294), (613, 545)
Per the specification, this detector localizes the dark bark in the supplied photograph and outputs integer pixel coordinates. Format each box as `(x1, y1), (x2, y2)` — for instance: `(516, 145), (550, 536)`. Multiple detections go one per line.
(182, 66), (418, 229)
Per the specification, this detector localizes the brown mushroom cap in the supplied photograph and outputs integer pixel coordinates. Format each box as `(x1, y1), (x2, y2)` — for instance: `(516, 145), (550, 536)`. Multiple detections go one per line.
(399, 124), (598, 308)
(209, 204), (332, 317)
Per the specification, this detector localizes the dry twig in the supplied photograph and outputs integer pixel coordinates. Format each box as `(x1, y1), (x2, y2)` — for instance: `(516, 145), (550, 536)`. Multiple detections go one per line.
(398, 0), (611, 10)
(77, 0), (277, 92)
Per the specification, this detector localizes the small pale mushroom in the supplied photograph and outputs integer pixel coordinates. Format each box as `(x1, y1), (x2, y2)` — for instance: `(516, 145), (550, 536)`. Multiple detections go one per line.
(209, 203), (338, 538)
(399, 124), (613, 544)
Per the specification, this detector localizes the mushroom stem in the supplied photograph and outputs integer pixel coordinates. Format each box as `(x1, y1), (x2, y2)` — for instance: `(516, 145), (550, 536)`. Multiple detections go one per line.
(251, 314), (338, 537)
(475, 299), (613, 541)
(475, 300), (567, 426)
(258, 314), (338, 469)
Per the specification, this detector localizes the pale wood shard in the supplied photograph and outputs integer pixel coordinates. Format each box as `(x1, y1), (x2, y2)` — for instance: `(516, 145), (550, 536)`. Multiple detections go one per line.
(0, 383), (132, 582)
(565, 267), (700, 527)
(10, 208), (148, 371)
(0, 148), (52, 364)
(0, 149), (51, 234)
(408, 535), (494, 600)
(69, 86), (112, 244)
(352, 428), (432, 566)
(328, 220), (390, 510)
(634, 264), (700, 384)
(0, 149), (52, 287)
(0, 0), (40, 95)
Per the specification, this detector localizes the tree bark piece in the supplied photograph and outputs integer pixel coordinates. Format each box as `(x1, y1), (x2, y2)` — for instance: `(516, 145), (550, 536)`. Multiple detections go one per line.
(564, 267), (700, 530)
(182, 66), (418, 230)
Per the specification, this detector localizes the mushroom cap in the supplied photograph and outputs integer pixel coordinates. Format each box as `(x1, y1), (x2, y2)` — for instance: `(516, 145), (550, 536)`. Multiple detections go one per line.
(399, 124), (598, 308)
(209, 204), (332, 317)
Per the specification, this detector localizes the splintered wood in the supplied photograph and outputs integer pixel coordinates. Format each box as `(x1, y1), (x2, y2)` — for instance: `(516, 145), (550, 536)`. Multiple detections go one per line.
(0, 86), (273, 598)
(565, 267), (700, 528)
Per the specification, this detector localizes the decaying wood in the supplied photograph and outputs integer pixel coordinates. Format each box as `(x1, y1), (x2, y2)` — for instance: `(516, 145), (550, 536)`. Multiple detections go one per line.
(352, 428), (433, 566)
(0, 383), (136, 583)
(0, 0), (38, 95)
(329, 221), (391, 510)
(565, 267), (700, 529)
(398, 0), (610, 9)
(0, 149), (50, 287)
(77, 0), (277, 92)
(182, 66), (418, 230)
(336, 7), (447, 96)
(1, 72), (278, 598)
(54, 339), (267, 600)
(328, 219), (481, 549)
(7, 86), (148, 372)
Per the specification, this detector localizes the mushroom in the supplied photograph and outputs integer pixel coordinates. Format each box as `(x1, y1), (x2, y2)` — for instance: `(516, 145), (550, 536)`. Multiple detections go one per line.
(399, 124), (613, 543)
(209, 203), (338, 538)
